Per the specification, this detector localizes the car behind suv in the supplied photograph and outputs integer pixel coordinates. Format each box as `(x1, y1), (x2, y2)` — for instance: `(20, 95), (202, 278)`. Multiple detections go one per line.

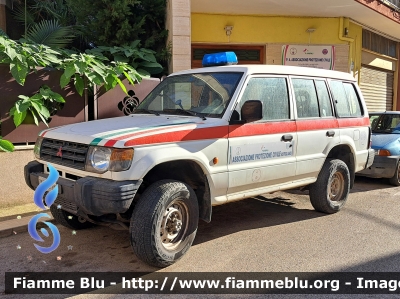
(358, 111), (400, 185)
(25, 52), (374, 267)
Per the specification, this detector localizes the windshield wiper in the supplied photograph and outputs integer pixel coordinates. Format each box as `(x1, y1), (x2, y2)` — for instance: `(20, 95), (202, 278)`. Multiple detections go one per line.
(179, 109), (206, 120)
(133, 109), (160, 116)
(165, 108), (206, 120)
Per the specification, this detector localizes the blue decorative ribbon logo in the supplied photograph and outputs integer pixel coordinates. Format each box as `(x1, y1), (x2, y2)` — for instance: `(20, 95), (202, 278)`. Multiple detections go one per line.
(29, 163), (61, 253)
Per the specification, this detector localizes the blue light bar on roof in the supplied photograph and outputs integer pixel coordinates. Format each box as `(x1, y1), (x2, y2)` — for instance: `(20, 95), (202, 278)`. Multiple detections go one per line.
(202, 52), (238, 67)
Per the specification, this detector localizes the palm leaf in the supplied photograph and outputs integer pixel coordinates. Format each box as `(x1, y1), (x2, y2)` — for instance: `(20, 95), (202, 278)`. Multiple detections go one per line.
(25, 19), (75, 48)
(12, 4), (36, 29)
(31, 0), (70, 26)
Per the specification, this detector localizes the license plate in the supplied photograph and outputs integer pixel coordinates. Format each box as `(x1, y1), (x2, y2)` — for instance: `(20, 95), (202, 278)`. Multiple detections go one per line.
(38, 176), (58, 193)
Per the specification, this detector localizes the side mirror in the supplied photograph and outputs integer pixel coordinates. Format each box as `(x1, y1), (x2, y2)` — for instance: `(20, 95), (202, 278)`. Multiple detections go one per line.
(241, 100), (262, 123)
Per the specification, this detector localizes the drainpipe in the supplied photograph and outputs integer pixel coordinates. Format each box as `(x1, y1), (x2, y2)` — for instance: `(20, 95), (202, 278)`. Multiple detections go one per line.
(338, 17), (357, 79)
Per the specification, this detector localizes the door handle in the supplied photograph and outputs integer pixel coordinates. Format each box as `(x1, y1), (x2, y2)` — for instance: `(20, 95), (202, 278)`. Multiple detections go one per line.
(281, 134), (293, 142)
(326, 130), (335, 137)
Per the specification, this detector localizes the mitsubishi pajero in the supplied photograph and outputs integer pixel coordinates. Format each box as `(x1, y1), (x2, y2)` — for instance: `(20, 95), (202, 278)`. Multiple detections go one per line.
(25, 52), (375, 267)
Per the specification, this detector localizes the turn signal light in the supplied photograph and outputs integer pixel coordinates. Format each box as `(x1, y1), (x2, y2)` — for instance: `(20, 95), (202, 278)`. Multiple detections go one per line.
(377, 149), (391, 156)
(110, 148), (134, 161)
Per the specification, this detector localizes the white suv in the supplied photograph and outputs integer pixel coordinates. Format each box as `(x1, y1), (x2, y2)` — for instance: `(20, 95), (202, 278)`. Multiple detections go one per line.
(25, 52), (374, 267)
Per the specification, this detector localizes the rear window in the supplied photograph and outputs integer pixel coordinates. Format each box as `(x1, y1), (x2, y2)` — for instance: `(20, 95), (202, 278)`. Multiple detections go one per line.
(371, 114), (400, 133)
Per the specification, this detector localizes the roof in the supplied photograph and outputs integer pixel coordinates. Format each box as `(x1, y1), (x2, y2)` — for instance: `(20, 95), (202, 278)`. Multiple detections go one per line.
(171, 64), (356, 81)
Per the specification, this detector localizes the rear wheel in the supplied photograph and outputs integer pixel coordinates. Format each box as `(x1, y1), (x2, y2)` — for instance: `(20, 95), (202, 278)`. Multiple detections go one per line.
(389, 160), (400, 186)
(50, 205), (94, 230)
(309, 159), (350, 214)
(130, 179), (199, 268)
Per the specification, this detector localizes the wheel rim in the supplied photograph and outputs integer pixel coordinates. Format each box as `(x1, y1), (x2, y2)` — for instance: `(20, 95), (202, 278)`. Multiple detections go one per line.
(160, 199), (189, 250)
(329, 171), (344, 201)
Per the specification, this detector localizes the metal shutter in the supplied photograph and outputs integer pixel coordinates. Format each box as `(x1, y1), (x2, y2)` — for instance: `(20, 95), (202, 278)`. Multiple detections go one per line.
(359, 65), (394, 112)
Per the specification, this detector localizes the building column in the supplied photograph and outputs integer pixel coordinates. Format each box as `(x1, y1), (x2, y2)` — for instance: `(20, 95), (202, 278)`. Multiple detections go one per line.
(166, 0), (191, 73)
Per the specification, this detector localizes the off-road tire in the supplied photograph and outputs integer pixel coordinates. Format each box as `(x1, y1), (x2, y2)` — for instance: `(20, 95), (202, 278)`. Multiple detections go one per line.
(309, 159), (350, 214)
(50, 204), (94, 230)
(130, 179), (199, 268)
(389, 160), (400, 186)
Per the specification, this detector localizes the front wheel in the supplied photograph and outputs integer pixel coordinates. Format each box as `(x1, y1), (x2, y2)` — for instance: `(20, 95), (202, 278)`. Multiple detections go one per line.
(130, 180), (199, 268)
(389, 160), (400, 186)
(309, 159), (350, 214)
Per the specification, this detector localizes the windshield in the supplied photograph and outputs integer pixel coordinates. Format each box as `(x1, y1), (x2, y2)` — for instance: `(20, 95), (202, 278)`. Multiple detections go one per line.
(371, 114), (400, 134)
(134, 72), (243, 118)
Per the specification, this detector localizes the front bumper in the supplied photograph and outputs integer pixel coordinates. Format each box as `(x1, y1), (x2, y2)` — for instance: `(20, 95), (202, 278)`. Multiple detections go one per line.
(357, 155), (399, 179)
(24, 161), (141, 217)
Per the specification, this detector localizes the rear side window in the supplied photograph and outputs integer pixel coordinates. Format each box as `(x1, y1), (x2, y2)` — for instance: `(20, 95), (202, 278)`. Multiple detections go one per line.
(343, 83), (362, 117)
(292, 79), (319, 118)
(329, 80), (362, 117)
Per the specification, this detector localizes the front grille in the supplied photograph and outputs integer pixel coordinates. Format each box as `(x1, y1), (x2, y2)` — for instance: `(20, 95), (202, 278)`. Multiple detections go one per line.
(40, 138), (89, 170)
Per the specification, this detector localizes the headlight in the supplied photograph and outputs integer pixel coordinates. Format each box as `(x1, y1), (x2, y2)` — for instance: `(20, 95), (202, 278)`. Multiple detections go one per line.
(86, 146), (134, 173)
(86, 147), (112, 173)
(34, 137), (43, 159)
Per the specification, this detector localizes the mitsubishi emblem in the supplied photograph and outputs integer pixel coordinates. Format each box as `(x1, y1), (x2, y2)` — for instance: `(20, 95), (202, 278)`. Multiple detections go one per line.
(56, 146), (63, 157)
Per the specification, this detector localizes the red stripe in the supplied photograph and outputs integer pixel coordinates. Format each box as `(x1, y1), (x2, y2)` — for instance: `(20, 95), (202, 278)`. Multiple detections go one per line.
(104, 139), (118, 147)
(122, 117), (369, 147)
(104, 125), (195, 147)
(229, 121), (297, 137)
(337, 117), (369, 127)
(296, 119), (338, 131)
(124, 126), (229, 146)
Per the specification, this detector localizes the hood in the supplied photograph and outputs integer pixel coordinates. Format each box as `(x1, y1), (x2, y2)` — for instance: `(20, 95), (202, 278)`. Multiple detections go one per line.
(40, 114), (228, 148)
(371, 133), (400, 149)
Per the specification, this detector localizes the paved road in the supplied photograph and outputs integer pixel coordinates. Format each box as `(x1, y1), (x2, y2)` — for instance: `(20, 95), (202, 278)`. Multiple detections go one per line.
(1, 176), (400, 298)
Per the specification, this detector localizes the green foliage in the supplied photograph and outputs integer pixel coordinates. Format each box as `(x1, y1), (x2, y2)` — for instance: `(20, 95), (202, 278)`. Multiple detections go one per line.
(12, 0), (78, 48)
(1, 0), (169, 152)
(66, 0), (169, 74)
(30, 0), (73, 26)
(0, 137), (14, 152)
(66, 0), (140, 46)
(87, 41), (163, 75)
(0, 35), (63, 85)
(25, 19), (75, 48)
(9, 86), (64, 127)
(11, 0), (170, 74)
(0, 33), (161, 128)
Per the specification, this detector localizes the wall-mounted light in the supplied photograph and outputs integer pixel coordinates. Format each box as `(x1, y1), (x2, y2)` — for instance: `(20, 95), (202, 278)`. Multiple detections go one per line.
(344, 27), (349, 36)
(306, 28), (316, 44)
(224, 25), (234, 42)
(224, 26), (234, 36)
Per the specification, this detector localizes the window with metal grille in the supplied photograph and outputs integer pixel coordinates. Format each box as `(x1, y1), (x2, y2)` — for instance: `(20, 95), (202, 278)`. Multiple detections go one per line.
(362, 29), (397, 58)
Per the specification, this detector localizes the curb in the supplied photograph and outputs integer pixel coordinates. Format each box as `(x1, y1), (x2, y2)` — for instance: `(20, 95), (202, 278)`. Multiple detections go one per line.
(0, 212), (54, 238)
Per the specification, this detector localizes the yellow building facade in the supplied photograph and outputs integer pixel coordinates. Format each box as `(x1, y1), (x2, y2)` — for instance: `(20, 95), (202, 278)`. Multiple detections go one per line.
(189, 13), (397, 111)
(192, 14), (361, 72)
